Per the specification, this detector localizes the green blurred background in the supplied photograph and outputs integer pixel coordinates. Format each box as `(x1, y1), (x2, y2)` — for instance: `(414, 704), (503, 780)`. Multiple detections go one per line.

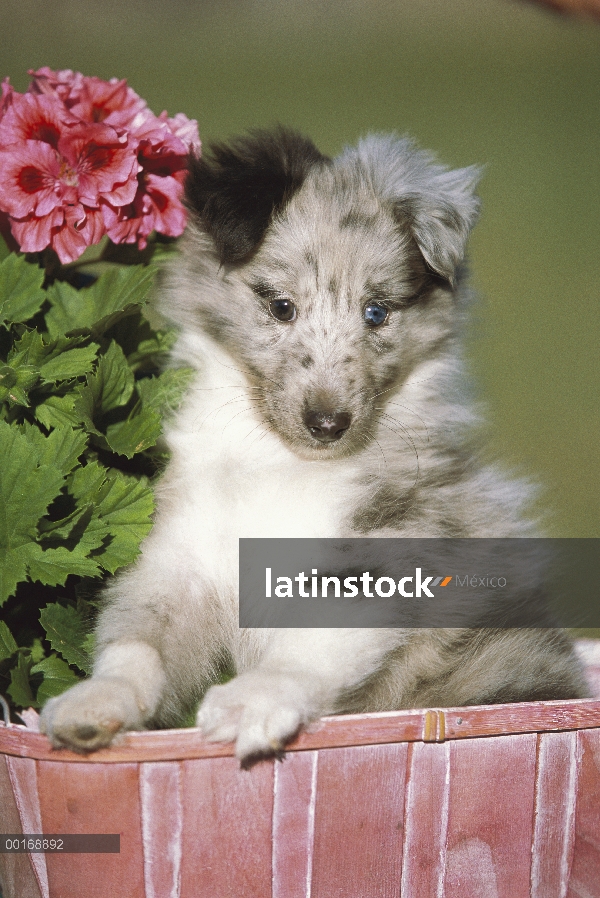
(2, 0), (599, 536)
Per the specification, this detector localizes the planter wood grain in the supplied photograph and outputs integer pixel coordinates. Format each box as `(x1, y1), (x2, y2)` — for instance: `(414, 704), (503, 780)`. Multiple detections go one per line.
(1, 641), (599, 898)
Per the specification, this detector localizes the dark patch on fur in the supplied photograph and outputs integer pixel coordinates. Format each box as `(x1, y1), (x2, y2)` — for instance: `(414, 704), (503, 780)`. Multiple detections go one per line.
(301, 355), (313, 369)
(351, 484), (416, 532)
(185, 127), (330, 264)
(364, 280), (393, 304)
(340, 210), (378, 230)
(420, 449), (473, 490)
(304, 250), (319, 275)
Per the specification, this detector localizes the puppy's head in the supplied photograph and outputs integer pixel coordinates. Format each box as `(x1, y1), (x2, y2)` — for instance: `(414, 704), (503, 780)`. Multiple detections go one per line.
(183, 127), (480, 458)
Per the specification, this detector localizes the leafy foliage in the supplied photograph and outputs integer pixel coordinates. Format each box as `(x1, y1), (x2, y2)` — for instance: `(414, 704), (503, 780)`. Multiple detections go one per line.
(0, 239), (192, 714)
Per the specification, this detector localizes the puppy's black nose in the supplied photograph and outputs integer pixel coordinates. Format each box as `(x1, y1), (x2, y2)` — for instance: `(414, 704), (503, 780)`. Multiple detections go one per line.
(304, 410), (351, 442)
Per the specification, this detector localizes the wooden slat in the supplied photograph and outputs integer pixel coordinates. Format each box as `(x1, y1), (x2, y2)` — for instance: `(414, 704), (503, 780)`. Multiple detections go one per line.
(3, 698), (600, 763)
(178, 756), (274, 897)
(310, 743), (408, 898)
(400, 741), (451, 897)
(4, 757), (49, 898)
(272, 750), (318, 898)
(567, 729), (600, 896)
(443, 734), (538, 898)
(36, 761), (145, 898)
(530, 731), (578, 898)
(441, 701), (600, 743)
(140, 761), (183, 898)
(0, 755), (43, 898)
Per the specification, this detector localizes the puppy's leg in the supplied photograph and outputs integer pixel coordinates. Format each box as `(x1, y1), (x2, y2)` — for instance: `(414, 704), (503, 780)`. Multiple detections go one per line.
(41, 551), (223, 752)
(40, 640), (166, 752)
(197, 628), (404, 762)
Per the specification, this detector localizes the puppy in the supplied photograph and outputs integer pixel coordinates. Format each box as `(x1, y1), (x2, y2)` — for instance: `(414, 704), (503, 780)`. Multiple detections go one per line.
(41, 127), (587, 760)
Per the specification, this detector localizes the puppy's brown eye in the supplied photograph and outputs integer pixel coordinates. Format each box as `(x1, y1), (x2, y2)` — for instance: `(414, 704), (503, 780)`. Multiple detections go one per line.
(269, 298), (296, 322)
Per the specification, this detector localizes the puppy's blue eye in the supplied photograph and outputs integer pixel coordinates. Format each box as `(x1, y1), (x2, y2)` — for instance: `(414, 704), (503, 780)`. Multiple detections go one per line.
(269, 298), (296, 322)
(364, 303), (388, 327)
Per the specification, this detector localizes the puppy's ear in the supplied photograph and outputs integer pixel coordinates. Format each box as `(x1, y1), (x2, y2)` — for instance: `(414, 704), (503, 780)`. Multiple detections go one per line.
(399, 165), (481, 284)
(350, 135), (481, 284)
(185, 127), (329, 263)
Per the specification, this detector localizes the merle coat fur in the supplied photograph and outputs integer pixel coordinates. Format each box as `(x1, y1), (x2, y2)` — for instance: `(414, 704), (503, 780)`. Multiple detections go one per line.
(41, 127), (587, 760)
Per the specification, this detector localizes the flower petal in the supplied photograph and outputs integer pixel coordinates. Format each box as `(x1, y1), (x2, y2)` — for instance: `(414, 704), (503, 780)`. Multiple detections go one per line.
(69, 76), (149, 129)
(57, 122), (139, 206)
(10, 207), (64, 253)
(0, 141), (61, 218)
(28, 67), (85, 106)
(0, 92), (78, 149)
(50, 203), (106, 262)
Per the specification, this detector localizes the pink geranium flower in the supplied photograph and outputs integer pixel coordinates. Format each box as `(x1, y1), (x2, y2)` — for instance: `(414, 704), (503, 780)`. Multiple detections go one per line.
(64, 76), (148, 131)
(30, 68), (150, 133)
(0, 96), (139, 262)
(27, 67), (85, 107)
(103, 112), (193, 249)
(0, 92), (78, 149)
(0, 67), (200, 262)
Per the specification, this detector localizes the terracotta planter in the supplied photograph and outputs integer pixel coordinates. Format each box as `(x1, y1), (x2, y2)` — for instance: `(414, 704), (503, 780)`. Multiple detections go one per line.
(1, 641), (600, 898)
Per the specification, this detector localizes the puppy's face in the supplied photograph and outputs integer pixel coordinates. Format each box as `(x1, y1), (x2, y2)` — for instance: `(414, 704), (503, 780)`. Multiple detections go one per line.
(183, 128), (479, 458)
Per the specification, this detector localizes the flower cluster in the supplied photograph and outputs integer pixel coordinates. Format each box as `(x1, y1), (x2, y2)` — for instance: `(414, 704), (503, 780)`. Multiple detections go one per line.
(0, 69), (200, 263)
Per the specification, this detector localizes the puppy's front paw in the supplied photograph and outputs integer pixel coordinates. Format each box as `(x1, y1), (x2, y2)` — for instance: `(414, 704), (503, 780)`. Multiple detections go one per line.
(40, 677), (145, 753)
(197, 671), (312, 762)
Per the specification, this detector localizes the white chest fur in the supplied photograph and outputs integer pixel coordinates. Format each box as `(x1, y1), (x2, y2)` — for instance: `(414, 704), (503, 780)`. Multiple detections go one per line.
(159, 341), (360, 586)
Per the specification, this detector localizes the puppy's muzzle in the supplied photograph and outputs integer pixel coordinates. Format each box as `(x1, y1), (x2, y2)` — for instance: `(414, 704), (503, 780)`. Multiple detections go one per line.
(304, 410), (351, 443)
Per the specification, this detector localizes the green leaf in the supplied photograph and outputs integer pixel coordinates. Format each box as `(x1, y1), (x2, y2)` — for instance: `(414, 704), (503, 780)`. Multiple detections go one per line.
(0, 549), (29, 607)
(8, 329), (50, 367)
(71, 466), (154, 573)
(50, 508), (110, 559)
(108, 312), (176, 371)
(2, 330), (97, 404)
(0, 621), (18, 661)
(7, 653), (35, 708)
(72, 385), (103, 436)
(9, 329), (88, 368)
(0, 233), (11, 263)
(137, 367), (194, 414)
(39, 344), (99, 383)
(32, 654), (80, 704)
(105, 406), (162, 458)
(0, 254), (46, 326)
(94, 472), (154, 572)
(66, 462), (121, 563)
(40, 603), (93, 674)
(19, 423), (87, 475)
(35, 394), (85, 430)
(82, 632), (95, 658)
(30, 638), (45, 664)
(45, 265), (156, 338)
(68, 459), (108, 500)
(0, 421), (66, 603)
(26, 543), (101, 587)
(88, 340), (134, 412)
(38, 504), (90, 540)
(0, 362), (39, 407)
